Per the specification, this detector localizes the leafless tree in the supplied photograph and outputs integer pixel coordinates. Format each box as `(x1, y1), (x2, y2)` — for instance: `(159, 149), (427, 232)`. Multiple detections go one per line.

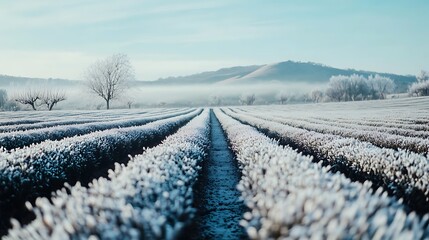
(417, 70), (429, 82)
(311, 90), (324, 103)
(14, 89), (42, 110)
(368, 74), (395, 99)
(327, 75), (350, 101)
(325, 87), (342, 102)
(240, 93), (256, 105)
(126, 100), (133, 109)
(84, 53), (134, 109)
(409, 81), (429, 96)
(41, 90), (66, 110)
(158, 102), (167, 107)
(349, 75), (369, 101)
(0, 89), (7, 110)
(409, 71), (429, 96)
(209, 95), (222, 106)
(277, 92), (289, 104)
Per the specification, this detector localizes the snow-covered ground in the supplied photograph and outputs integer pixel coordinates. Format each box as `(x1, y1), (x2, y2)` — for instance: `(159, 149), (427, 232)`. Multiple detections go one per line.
(1, 96), (429, 239)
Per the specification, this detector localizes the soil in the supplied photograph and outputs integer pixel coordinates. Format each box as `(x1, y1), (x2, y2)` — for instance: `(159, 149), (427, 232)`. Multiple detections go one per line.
(183, 110), (247, 239)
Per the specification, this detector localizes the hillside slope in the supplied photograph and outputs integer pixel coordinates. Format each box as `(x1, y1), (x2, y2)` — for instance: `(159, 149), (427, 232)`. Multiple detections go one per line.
(151, 61), (416, 92)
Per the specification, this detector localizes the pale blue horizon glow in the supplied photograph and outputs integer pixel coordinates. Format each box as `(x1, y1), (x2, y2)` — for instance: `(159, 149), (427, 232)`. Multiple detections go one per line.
(0, 0), (428, 81)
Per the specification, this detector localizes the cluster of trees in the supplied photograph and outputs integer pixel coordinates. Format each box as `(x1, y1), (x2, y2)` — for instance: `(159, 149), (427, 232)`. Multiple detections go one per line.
(324, 74), (395, 102)
(408, 70), (429, 96)
(0, 88), (67, 111)
(13, 89), (66, 111)
(0, 54), (135, 111)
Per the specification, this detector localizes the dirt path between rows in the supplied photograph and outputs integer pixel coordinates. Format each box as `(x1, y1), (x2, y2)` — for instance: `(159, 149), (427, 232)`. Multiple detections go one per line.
(184, 110), (247, 239)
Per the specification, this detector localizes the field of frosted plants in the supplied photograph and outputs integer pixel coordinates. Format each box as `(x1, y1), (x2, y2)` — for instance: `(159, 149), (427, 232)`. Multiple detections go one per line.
(1, 96), (429, 239)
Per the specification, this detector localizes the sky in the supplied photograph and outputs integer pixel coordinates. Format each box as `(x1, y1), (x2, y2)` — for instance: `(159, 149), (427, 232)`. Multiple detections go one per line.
(0, 0), (428, 81)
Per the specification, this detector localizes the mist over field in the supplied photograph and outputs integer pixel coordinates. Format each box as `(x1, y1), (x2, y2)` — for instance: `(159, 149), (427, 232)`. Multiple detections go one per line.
(1, 82), (322, 109)
(98, 82), (324, 107)
(0, 59), (417, 110)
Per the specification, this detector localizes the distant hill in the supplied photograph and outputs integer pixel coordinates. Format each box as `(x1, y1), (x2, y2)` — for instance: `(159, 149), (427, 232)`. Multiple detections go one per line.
(147, 61), (416, 92)
(153, 65), (261, 85)
(0, 75), (79, 88)
(0, 61), (418, 92)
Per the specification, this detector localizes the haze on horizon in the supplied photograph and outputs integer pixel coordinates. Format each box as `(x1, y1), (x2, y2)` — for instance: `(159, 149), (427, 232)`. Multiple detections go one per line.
(0, 0), (428, 81)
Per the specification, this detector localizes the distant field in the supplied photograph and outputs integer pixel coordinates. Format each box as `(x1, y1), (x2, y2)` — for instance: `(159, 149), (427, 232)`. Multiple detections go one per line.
(1, 97), (429, 239)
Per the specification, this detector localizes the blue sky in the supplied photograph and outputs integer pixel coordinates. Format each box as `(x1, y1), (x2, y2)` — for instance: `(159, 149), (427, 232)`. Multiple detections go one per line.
(0, 0), (428, 80)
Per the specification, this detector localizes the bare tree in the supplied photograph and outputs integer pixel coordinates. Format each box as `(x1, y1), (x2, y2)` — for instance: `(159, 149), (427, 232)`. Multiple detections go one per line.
(85, 54), (134, 109)
(41, 90), (66, 110)
(409, 71), (429, 96)
(126, 100), (133, 109)
(0, 89), (7, 110)
(368, 74), (395, 99)
(417, 70), (429, 82)
(311, 90), (324, 103)
(409, 81), (429, 96)
(209, 95), (222, 106)
(240, 93), (256, 105)
(327, 75), (351, 101)
(15, 89), (41, 110)
(325, 87), (342, 102)
(158, 102), (167, 107)
(349, 74), (369, 101)
(277, 92), (289, 104)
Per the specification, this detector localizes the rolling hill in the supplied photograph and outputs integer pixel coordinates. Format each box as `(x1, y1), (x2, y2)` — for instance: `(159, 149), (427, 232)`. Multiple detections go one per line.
(149, 61), (416, 92)
(0, 61), (417, 92)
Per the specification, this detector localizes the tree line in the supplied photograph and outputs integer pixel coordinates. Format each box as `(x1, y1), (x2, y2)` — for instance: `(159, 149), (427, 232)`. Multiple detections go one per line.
(233, 71), (429, 106)
(324, 74), (395, 102)
(0, 89), (66, 111)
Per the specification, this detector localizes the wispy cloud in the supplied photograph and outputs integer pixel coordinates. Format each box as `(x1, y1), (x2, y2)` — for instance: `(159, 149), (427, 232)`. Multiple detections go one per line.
(0, 1), (137, 29)
(0, 0), (228, 30)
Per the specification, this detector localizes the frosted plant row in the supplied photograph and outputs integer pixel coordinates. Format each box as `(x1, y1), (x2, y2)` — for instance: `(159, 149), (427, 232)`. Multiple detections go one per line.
(309, 115), (429, 133)
(233, 108), (429, 153)
(0, 119), (105, 133)
(302, 116), (429, 138)
(0, 109), (201, 229)
(215, 109), (429, 239)
(240, 96), (429, 129)
(0, 108), (175, 126)
(0, 108), (194, 150)
(0, 108), (184, 133)
(238, 105), (429, 132)
(6, 110), (210, 240)
(0, 119), (43, 127)
(224, 108), (429, 211)
(0, 111), (124, 125)
(240, 107), (429, 138)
